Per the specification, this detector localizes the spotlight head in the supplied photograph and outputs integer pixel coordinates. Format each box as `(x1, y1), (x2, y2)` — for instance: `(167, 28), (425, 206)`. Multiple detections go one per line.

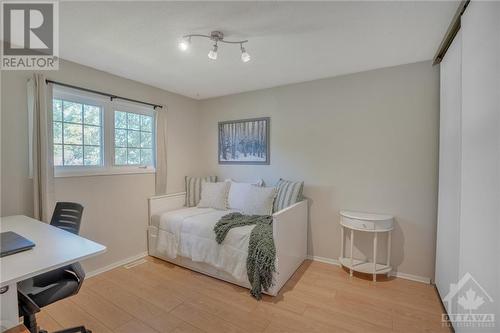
(240, 44), (251, 62)
(241, 51), (250, 62)
(208, 43), (218, 60)
(178, 38), (190, 51)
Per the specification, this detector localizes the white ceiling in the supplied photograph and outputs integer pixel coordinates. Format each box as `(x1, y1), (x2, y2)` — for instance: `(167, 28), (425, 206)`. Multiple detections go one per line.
(59, 1), (457, 99)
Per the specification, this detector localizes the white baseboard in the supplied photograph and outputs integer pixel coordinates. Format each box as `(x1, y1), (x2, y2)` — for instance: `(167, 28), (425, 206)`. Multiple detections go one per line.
(85, 252), (430, 284)
(306, 255), (431, 284)
(307, 255), (340, 266)
(85, 251), (148, 279)
(391, 271), (431, 284)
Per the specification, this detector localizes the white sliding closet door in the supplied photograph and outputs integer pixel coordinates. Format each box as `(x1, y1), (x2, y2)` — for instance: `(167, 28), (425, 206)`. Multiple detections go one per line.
(436, 2), (499, 329)
(459, 1), (499, 328)
(435, 30), (461, 306)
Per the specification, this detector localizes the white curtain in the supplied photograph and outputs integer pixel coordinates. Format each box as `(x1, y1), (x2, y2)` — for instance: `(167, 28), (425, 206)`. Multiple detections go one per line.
(155, 107), (168, 195)
(28, 74), (55, 222)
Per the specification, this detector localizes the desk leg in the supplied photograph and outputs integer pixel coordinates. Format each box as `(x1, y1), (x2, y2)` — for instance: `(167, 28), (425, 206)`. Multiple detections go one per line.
(349, 229), (354, 278)
(373, 233), (378, 282)
(0, 283), (20, 332)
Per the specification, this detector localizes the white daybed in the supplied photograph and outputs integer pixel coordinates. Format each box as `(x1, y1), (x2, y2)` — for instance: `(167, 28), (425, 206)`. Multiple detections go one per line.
(147, 192), (308, 296)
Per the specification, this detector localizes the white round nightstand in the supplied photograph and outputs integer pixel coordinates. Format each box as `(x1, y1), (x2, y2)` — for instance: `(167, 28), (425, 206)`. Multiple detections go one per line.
(339, 210), (394, 282)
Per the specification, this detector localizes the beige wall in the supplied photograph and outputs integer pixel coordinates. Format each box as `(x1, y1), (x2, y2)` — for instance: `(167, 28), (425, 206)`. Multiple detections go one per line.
(1, 60), (200, 272)
(198, 61), (439, 280)
(1, 60), (439, 279)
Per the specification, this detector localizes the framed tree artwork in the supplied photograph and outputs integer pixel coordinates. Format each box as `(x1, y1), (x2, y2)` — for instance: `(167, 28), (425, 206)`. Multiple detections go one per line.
(218, 117), (270, 165)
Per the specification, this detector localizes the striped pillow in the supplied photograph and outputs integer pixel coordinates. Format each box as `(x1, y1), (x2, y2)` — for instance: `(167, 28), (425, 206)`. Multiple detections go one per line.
(185, 176), (217, 207)
(273, 179), (304, 212)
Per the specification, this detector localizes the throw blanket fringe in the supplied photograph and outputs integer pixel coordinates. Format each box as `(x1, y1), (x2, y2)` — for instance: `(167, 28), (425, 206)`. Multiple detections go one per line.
(214, 213), (275, 299)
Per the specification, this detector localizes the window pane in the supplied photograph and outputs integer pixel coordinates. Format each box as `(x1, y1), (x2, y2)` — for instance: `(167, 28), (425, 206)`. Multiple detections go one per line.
(115, 148), (127, 165)
(115, 111), (127, 129)
(140, 131), (152, 148)
(63, 101), (82, 123)
(84, 105), (100, 125)
(141, 149), (152, 165)
(64, 145), (83, 165)
(115, 129), (127, 147)
(54, 144), (63, 166)
(127, 148), (140, 164)
(84, 146), (101, 165)
(141, 115), (153, 132)
(113, 110), (155, 167)
(128, 130), (140, 148)
(53, 99), (62, 121)
(53, 96), (104, 168)
(53, 122), (62, 144)
(127, 113), (140, 130)
(84, 125), (100, 145)
(64, 123), (83, 144)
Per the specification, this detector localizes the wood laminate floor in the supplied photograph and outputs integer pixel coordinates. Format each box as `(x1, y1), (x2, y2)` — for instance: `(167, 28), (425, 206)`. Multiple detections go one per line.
(37, 256), (451, 333)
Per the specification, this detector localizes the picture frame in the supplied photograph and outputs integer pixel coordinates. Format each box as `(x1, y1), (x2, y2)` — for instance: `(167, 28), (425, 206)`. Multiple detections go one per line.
(218, 117), (270, 165)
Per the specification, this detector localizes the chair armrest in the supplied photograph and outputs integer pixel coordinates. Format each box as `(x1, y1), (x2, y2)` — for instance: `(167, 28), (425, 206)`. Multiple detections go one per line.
(63, 262), (85, 296)
(69, 262), (85, 282)
(17, 289), (40, 314)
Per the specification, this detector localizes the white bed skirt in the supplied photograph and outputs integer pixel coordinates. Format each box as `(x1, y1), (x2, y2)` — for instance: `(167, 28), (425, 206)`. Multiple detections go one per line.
(148, 224), (262, 291)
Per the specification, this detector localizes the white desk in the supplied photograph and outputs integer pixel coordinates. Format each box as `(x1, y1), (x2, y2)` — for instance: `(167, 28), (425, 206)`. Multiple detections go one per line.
(0, 215), (106, 331)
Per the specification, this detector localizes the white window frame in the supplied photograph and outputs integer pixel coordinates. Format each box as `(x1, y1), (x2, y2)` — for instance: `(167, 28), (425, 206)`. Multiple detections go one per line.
(53, 86), (156, 178)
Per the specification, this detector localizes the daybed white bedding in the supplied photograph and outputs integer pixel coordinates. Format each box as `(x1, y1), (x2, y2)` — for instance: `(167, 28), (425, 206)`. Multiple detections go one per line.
(153, 207), (254, 283)
(148, 192), (308, 296)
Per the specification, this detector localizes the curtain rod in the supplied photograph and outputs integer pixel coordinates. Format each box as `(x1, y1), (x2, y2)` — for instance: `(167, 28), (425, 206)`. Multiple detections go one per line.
(432, 0), (470, 65)
(45, 79), (163, 109)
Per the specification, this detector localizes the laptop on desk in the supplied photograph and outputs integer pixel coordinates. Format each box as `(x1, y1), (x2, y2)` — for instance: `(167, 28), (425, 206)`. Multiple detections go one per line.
(0, 231), (35, 257)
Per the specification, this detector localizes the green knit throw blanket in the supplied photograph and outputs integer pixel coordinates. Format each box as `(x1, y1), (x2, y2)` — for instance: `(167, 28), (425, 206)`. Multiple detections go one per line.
(214, 213), (275, 300)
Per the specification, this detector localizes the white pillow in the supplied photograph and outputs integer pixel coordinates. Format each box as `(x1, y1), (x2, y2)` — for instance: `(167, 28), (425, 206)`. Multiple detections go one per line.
(226, 179), (262, 211)
(197, 181), (230, 210)
(225, 178), (264, 186)
(238, 186), (277, 216)
(227, 182), (252, 210)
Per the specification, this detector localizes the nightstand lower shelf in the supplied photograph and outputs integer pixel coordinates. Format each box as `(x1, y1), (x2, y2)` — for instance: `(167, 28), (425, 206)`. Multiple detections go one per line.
(339, 257), (392, 275)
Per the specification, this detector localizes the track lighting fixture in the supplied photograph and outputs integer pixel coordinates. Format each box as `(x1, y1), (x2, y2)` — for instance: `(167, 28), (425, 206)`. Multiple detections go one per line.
(178, 31), (250, 62)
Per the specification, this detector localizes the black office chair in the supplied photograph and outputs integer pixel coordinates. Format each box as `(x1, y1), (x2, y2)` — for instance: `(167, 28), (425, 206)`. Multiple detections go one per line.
(17, 202), (90, 333)
(49, 202), (84, 235)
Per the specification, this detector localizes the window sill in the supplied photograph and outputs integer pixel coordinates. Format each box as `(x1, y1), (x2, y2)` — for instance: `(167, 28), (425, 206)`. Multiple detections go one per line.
(54, 166), (156, 178)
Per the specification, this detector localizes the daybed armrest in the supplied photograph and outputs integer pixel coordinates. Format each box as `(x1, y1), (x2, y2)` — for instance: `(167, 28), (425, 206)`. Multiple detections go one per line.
(148, 192), (186, 224)
(272, 200), (308, 274)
